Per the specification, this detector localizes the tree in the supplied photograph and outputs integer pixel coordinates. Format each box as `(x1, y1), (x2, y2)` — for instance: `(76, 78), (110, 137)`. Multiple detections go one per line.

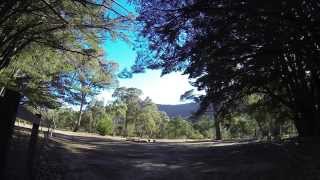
(135, 97), (161, 138)
(157, 112), (170, 138)
(106, 101), (127, 136)
(0, 45), (73, 108)
(181, 90), (222, 140)
(55, 108), (78, 130)
(112, 87), (142, 136)
(87, 100), (106, 132)
(110, 89), (171, 138)
(0, 1), (131, 174)
(133, 0), (320, 137)
(0, 0), (132, 69)
(0, 0), (131, 130)
(96, 114), (114, 136)
(59, 51), (118, 132)
(244, 94), (296, 139)
(0, 46), (71, 173)
(167, 117), (193, 139)
(223, 113), (257, 139)
(193, 116), (214, 139)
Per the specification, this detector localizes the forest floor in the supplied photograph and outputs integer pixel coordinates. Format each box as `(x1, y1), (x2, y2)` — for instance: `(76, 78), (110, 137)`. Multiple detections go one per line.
(7, 126), (320, 180)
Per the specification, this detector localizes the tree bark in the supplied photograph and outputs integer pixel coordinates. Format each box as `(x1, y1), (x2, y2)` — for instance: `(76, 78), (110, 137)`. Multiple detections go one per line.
(210, 103), (222, 140)
(73, 99), (84, 132)
(89, 115), (93, 133)
(0, 89), (21, 179)
(214, 119), (222, 140)
(272, 120), (281, 140)
(123, 112), (129, 137)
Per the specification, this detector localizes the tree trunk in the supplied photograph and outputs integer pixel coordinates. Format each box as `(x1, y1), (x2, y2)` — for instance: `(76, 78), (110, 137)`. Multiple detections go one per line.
(73, 100), (84, 132)
(0, 89), (21, 179)
(89, 115), (93, 133)
(214, 119), (222, 140)
(51, 116), (56, 137)
(210, 103), (221, 140)
(123, 112), (129, 137)
(272, 120), (281, 140)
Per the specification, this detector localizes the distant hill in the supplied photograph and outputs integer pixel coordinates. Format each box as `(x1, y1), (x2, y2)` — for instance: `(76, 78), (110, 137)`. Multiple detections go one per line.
(157, 103), (199, 119)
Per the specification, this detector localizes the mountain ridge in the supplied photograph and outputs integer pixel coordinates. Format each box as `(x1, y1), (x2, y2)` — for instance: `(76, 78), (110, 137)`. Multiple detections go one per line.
(157, 103), (199, 119)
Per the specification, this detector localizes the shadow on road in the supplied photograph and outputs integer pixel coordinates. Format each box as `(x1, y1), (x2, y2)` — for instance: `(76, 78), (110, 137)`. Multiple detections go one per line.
(45, 132), (320, 180)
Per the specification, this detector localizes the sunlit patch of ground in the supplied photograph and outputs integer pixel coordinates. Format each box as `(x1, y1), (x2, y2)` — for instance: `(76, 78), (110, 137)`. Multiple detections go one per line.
(42, 130), (320, 180)
(11, 124), (320, 180)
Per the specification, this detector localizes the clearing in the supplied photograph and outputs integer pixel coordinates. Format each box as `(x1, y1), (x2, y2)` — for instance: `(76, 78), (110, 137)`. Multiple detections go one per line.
(37, 129), (320, 180)
(6, 128), (320, 180)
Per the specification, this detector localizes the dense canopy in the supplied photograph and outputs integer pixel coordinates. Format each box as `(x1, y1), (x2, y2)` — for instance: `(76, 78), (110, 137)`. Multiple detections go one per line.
(0, 0), (131, 69)
(133, 0), (320, 136)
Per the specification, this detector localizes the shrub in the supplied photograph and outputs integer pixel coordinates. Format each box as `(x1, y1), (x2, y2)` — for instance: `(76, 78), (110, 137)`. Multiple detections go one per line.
(96, 114), (113, 136)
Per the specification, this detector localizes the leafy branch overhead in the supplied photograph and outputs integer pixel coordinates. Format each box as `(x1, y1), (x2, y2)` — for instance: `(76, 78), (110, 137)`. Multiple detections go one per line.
(0, 0), (133, 69)
(133, 0), (320, 137)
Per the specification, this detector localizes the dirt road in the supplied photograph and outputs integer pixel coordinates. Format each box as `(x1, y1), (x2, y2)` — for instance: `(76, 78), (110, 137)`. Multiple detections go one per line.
(41, 131), (318, 180)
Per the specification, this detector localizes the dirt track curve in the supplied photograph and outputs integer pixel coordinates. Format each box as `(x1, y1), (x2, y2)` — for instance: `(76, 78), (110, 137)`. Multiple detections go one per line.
(44, 131), (314, 180)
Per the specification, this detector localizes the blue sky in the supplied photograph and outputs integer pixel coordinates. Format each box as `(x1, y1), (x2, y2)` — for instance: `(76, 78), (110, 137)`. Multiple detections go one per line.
(96, 1), (196, 105)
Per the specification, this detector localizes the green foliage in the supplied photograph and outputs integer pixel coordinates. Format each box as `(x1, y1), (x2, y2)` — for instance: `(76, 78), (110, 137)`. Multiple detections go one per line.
(54, 108), (78, 130)
(0, 45), (72, 108)
(217, 94), (297, 140)
(96, 114), (113, 136)
(60, 53), (118, 107)
(193, 116), (214, 139)
(0, 0), (131, 134)
(58, 52), (118, 132)
(46, 87), (298, 140)
(154, 112), (169, 138)
(167, 117), (193, 139)
(86, 100), (106, 132)
(133, 0), (320, 137)
(224, 113), (257, 139)
(112, 87), (143, 103)
(244, 94), (296, 139)
(189, 130), (204, 139)
(106, 102), (127, 136)
(0, 0), (132, 69)
(135, 100), (157, 137)
(48, 87), (207, 139)
(112, 87), (143, 136)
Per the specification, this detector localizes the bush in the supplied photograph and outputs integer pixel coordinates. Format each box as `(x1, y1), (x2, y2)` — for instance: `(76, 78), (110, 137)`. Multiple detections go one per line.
(96, 114), (113, 136)
(189, 130), (204, 139)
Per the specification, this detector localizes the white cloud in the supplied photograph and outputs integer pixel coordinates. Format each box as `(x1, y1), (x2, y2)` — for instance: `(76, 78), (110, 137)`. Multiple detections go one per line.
(136, 72), (193, 104)
(97, 70), (198, 105)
